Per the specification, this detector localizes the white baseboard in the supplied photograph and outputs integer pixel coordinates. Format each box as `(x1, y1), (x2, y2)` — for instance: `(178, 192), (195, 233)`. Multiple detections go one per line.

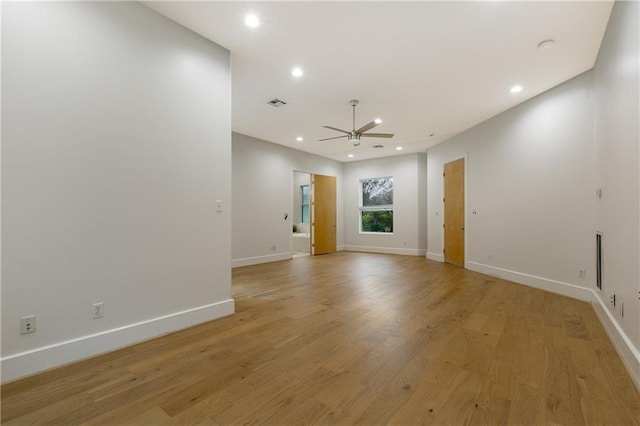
(591, 291), (640, 391)
(1, 299), (235, 384)
(337, 245), (345, 252)
(343, 245), (426, 256)
(466, 261), (592, 302)
(426, 252), (444, 262)
(232, 252), (292, 268)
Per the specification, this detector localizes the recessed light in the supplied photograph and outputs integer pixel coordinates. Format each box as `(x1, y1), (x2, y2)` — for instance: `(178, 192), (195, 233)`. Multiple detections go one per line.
(538, 39), (555, 51)
(348, 154), (354, 158)
(510, 85), (523, 94)
(291, 67), (304, 78)
(374, 118), (382, 124)
(296, 136), (303, 142)
(244, 14), (260, 28)
(396, 146), (403, 151)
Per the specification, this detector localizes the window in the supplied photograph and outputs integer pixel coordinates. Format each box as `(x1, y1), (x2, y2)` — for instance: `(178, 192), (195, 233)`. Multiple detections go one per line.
(301, 185), (310, 223)
(360, 177), (393, 233)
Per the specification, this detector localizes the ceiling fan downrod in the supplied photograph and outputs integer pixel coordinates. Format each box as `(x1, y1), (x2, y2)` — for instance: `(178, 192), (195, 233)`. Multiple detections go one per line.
(350, 99), (359, 140)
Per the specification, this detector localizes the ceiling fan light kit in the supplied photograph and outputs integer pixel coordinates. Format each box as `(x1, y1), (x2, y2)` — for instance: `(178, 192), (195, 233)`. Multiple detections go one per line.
(319, 99), (394, 145)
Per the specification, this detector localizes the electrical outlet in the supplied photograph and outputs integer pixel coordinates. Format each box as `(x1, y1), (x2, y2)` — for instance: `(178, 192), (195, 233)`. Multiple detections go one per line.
(92, 302), (104, 319)
(610, 293), (616, 307)
(20, 315), (36, 335)
(579, 270), (586, 279)
(270, 245), (277, 251)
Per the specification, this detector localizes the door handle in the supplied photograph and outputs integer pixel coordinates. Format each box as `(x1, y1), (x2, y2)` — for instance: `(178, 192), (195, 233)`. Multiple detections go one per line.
(461, 226), (465, 230)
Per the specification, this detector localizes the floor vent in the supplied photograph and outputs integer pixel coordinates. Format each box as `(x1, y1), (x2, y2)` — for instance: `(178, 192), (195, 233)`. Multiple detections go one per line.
(267, 98), (287, 107)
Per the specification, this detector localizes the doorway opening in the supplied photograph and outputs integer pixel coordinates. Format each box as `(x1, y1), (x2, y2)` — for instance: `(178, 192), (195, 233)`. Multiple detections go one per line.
(292, 171), (311, 257)
(291, 171), (337, 257)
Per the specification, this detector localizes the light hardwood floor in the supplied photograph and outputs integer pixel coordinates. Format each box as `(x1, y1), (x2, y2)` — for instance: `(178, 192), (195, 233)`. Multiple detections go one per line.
(2, 252), (639, 425)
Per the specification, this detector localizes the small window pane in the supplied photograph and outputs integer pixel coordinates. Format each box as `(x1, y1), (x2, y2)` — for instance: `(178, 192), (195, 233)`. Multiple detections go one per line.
(361, 210), (393, 233)
(362, 177), (393, 206)
(301, 185), (310, 223)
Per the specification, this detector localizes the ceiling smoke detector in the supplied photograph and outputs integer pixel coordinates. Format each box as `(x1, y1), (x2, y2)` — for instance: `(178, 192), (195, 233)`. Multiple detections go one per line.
(538, 39), (555, 51)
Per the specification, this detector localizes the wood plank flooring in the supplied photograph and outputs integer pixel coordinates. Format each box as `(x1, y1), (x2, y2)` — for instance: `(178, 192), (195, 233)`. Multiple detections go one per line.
(2, 252), (639, 425)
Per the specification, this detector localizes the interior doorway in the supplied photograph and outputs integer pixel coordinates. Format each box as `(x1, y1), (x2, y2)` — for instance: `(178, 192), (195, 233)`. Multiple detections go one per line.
(292, 171), (311, 257)
(444, 158), (465, 267)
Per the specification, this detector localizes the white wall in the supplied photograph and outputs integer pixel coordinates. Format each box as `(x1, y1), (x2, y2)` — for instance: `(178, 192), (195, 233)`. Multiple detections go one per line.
(344, 154), (427, 256)
(427, 71), (595, 301)
(592, 0), (639, 385)
(232, 133), (343, 267)
(1, 2), (233, 382)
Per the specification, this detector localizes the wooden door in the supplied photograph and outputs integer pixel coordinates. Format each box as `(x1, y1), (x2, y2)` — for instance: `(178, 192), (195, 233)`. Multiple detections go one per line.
(312, 174), (337, 255)
(444, 158), (465, 267)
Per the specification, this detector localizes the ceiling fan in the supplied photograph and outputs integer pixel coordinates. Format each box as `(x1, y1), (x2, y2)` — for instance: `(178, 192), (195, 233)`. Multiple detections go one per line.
(319, 100), (394, 146)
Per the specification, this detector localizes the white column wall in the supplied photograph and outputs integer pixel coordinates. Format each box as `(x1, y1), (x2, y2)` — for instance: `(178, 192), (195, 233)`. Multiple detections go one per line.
(1, 2), (232, 382)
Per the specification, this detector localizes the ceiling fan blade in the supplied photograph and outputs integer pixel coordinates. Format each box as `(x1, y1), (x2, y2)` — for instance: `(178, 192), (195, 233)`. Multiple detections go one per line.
(322, 125), (351, 134)
(361, 133), (394, 138)
(318, 135), (348, 142)
(355, 120), (380, 134)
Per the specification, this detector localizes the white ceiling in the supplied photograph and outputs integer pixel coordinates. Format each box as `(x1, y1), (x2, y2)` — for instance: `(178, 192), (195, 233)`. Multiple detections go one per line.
(145, 1), (613, 163)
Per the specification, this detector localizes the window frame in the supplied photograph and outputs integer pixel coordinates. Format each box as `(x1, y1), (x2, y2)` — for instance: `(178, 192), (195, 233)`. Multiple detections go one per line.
(359, 176), (394, 234)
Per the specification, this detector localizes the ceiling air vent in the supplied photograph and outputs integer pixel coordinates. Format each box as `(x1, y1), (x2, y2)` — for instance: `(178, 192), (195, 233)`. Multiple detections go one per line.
(373, 145), (384, 149)
(267, 98), (287, 107)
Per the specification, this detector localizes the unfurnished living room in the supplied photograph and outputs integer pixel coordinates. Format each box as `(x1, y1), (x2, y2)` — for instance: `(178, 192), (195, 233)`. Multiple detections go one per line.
(1, 1), (639, 424)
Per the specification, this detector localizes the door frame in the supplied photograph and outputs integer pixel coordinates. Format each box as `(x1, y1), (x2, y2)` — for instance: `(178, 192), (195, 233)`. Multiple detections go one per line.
(441, 154), (469, 268)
